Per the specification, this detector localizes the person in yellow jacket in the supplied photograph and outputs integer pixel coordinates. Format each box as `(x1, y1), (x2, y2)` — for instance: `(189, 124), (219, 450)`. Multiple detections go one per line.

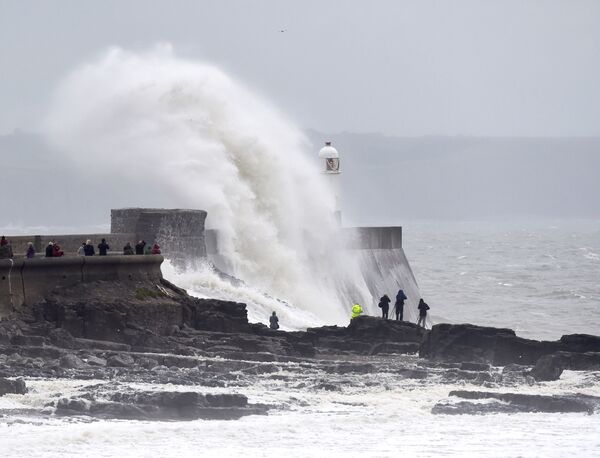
(351, 303), (363, 319)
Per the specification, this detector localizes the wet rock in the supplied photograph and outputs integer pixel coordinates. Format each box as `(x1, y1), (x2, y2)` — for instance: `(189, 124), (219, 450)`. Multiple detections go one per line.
(20, 346), (63, 360)
(89, 402), (151, 419)
(159, 355), (198, 369)
(446, 390), (598, 414)
(420, 323), (562, 365)
(315, 382), (340, 391)
(421, 325), (600, 367)
(500, 364), (534, 385)
(559, 334), (600, 353)
(322, 363), (375, 375)
(441, 369), (493, 384)
(107, 353), (135, 367)
(59, 354), (87, 369)
(369, 342), (420, 355)
(305, 316), (424, 355)
(530, 351), (600, 381)
(136, 356), (159, 369)
(55, 397), (88, 414)
(459, 362), (490, 372)
(10, 335), (47, 346)
(432, 400), (522, 415)
(66, 390), (262, 420)
(0, 377), (27, 396)
(207, 345), (244, 354)
(347, 316), (424, 342)
(74, 338), (131, 352)
(397, 368), (429, 379)
(48, 328), (75, 349)
(204, 393), (248, 408)
(84, 355), (107, 367)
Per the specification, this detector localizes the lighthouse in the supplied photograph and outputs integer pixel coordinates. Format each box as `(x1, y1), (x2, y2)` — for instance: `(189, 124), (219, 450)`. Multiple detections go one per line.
(318, 141), (341, 225)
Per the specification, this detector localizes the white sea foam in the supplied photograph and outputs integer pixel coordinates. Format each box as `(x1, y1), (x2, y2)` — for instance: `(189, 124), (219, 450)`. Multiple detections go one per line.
(44, 45), (371, 326)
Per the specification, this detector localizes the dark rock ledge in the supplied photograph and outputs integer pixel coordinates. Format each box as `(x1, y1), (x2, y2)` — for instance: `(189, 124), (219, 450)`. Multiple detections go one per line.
(0, 276), (599, 419)
(432, 390), (600, 415)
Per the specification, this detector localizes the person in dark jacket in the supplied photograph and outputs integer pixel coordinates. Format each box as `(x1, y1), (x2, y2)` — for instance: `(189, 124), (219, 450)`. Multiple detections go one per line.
(378, 294), (391, 320)
(26, 242), (36, 258)
(45, 242), (54, 258)
(98, 238), (110, 256)
(0, 242), (12, 259)
(135, 240), (145, 255)
(394, 289), (408, 321)
(0, 236), (7, 246)
(83, 239), (95, 256)
(269, 311), (279, 330)
(123, 242), (134, 255)
(417, 298), (430, 328)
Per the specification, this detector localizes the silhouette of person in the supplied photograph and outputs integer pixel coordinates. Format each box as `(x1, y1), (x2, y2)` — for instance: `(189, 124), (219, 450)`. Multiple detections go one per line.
(394, 289), (407, 321)
(417, 298), (430, 328)
(378, 294), (391, 320)
(269, 311), (279, 330)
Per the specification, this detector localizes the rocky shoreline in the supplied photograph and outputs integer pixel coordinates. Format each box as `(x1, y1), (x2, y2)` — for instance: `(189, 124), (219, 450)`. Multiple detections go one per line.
(1, 277), (599, 421)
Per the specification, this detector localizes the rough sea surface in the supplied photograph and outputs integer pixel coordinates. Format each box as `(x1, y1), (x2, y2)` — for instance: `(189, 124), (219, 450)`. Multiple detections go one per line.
(1, 220), (599, 457)
(403, 219), (600, 340)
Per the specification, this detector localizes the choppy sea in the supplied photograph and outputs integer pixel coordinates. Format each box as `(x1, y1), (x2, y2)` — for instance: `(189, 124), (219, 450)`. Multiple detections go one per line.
(1, 219), (599, 457)
(403, 219), (600, 340)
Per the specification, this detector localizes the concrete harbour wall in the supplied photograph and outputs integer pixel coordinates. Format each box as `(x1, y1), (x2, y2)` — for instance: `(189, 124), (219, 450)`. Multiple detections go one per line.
(0, 255), (164, 317)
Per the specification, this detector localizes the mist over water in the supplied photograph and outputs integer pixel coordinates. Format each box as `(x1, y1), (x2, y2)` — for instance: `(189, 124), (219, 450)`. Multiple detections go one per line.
(44, 45), (371, 326)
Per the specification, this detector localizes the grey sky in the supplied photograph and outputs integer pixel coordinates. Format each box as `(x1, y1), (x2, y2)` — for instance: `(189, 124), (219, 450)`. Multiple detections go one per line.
(1, 0), (600, 136)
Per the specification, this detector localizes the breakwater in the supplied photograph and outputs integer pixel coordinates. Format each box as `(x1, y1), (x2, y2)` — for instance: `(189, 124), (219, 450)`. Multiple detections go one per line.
(0, 255), (163, 316)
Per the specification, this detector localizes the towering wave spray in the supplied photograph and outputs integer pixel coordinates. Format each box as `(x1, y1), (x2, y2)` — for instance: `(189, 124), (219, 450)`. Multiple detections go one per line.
(44, 45), (371, 327)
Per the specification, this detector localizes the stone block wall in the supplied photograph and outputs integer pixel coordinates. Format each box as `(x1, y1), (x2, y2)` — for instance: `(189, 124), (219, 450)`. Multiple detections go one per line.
(111, 208), (207, 265)
(0, 255), (164, 317)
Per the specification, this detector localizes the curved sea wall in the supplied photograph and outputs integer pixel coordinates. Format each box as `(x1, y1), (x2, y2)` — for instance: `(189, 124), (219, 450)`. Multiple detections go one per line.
(0, 255), (163, 317)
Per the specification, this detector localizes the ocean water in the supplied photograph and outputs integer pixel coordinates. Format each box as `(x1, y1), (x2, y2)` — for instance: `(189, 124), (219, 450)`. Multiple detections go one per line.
(403, 219), (600, 340)
(1, 219), (599, 457)
(1, 363), (599, 457)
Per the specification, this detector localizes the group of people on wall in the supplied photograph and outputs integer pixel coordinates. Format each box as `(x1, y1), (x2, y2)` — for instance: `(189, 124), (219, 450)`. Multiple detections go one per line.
(351, 289), (431, 328)
(0, 236), (161, 259)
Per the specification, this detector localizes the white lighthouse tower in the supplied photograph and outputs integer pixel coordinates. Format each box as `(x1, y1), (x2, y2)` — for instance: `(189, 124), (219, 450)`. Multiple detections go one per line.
(318, 141), (341, 225)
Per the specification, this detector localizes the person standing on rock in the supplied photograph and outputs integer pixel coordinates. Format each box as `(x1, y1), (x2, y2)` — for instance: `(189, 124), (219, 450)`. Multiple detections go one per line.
(351, 303), (363, 319)
(269, 311), (279, 330)
(417, 298), (430, 328)
(98, 238), (110, 256)
(378, 294), (391, 320)
(394, 289), (408, 321)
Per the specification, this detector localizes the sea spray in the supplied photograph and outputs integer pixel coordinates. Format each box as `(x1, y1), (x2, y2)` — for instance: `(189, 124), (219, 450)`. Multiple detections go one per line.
(44, 45), (371, 327)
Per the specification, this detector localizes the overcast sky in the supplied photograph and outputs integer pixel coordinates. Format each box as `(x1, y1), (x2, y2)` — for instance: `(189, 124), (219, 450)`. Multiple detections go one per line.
(1, 0), (600, 137)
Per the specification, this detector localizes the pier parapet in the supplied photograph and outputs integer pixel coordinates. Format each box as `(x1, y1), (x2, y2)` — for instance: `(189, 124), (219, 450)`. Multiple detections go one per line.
(0, 255), (164, 317)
